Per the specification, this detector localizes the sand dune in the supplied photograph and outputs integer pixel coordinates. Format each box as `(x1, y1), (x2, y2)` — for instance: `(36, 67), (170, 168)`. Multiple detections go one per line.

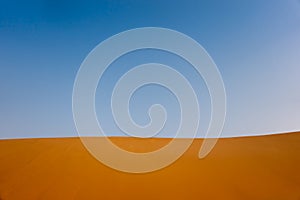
(0, 132), (300, 200)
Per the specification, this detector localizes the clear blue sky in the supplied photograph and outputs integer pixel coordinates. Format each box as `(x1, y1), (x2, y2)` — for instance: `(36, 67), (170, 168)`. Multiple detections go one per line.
(0, 0), (300, 139)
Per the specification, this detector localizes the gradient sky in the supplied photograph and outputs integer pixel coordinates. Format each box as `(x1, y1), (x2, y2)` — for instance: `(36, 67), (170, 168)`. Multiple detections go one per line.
(0, 0), (300, 139)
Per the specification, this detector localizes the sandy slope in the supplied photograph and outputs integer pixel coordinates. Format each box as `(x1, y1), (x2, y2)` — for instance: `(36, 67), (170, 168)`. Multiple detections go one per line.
(0, 132), (299, 200)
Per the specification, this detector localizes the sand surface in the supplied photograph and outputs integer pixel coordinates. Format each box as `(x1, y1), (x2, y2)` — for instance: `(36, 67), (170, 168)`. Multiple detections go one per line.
(0, 132), (300, 200)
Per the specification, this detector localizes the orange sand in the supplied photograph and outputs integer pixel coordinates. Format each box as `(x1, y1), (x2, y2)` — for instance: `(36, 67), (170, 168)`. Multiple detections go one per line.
(0, 132), (300, 200)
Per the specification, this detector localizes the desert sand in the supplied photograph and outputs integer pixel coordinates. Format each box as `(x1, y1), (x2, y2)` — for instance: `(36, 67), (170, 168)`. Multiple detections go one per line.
(0, 132), (299, 200)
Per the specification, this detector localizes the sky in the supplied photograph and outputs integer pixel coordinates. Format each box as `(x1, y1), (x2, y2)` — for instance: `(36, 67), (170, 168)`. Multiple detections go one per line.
(0, 0), (300, 139)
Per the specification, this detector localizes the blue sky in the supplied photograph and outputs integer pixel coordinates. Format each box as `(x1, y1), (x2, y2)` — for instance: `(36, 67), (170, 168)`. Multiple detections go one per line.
(0, 0), (300, 139)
